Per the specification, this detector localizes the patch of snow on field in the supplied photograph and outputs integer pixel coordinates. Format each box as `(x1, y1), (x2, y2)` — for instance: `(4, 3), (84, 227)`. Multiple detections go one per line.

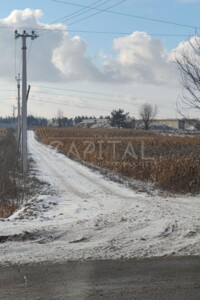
(0, 130), (200, 265)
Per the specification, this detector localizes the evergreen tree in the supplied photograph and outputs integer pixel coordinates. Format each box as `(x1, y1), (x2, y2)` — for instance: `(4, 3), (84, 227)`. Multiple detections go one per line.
(110, 109), (129, 128)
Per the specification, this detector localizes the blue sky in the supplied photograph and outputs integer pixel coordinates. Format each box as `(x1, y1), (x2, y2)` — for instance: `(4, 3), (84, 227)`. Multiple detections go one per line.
(0, 0), (200, 119)
(1, 0), (199, 49)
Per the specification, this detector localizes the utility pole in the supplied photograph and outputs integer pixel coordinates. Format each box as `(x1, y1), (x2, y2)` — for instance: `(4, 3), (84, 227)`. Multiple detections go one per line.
(16, 73), (21, 143)
(12, 106), (17, 118)
(15, 30), (38, 173)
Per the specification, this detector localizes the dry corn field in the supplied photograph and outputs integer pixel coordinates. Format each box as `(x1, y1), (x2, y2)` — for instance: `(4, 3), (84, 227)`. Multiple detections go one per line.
(35, 128), (200, 194)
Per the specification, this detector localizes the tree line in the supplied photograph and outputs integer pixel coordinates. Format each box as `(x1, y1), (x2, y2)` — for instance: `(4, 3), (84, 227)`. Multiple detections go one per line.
(0, 104), (158, 130)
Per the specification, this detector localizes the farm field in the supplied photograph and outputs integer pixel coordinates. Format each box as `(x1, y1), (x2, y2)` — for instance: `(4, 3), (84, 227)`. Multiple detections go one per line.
(0, 130), (200, 265)
(35, 128), (200, 194)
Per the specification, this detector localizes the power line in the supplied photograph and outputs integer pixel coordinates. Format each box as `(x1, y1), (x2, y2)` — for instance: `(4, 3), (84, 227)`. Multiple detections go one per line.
(31, 91), (158, 106)
(32, 85), (178, 103)
(29, 97), (174, 119)
(37, 0), (113, 36)
(18, 51), (22, 75)
(0, 24), (193, 38)
(31, 95), (176, 107)
(0, 97), (16, 99)
(29, 27), (194, 38)
(0, 90), (16, 92)
(0, 19), (195, 32)
(50, 0), (114, 26)
(14, 38), (17, 77)
(48, 0), (104, 25)
(41, 0), (128, 37)
(0, 103), (14, 107)
(55, 30), (192, 37)
(32, 85), (127, 99)
(31, 90), (123, 103)
(27, 40), (33, 64)
(30, 97), (112, 112)
(63, 0), (127, 27)
(50, 0), (200, 30)
(40, 0), (120, 37)
(31, 90), (176, 105)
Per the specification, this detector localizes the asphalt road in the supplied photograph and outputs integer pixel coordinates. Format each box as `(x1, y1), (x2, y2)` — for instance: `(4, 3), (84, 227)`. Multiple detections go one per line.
(0, 257), (200, 300)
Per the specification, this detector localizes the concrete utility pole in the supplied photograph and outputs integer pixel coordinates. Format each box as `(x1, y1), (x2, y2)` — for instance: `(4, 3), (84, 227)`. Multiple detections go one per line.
(12, 106), (17, 119)
(15, 30), (38, 173)
(16, 73), (21, 142)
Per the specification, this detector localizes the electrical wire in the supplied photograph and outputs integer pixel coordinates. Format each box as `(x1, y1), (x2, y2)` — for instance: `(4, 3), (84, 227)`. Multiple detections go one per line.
(9, 1), (186, 117)
(14, 38), (17, 78)
(33, 84), (128, 99)
(29, 98), (174, 121)
(0, 25), (194, 39)
(0, 90), (16, 92)
(48, 0), (103, 25)
(65, 0), (127, 27)
(51, 30), (192, 37)
(18, 51), (22, 75)
(0, 103), (14, 107)
(27, 40), (33, 65)
(50, 0), (199, 30)
(30, 97), (112, 112)
(0, 97), (16, 101)
(31, 91), (161, 106)
(32, 85), (178, 104)
(37, 0), (113, 36)
(31, 95), (176, 107)
(31, 27), (193, 38)
(31, 90), (123, 103)
(40, 0), (128, 37)
(0, 2), (199, 33)
(51, 0), (114, 25)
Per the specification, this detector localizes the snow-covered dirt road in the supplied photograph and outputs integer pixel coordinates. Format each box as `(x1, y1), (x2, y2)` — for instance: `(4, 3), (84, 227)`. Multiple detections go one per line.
(0, 131), (200, 265)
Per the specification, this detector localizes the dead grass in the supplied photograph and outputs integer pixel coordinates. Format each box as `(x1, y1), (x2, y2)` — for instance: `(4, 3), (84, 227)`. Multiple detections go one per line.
(0, 128), (7, 137)
(0, 203), (18, 219)
(0, 129), (21, 217)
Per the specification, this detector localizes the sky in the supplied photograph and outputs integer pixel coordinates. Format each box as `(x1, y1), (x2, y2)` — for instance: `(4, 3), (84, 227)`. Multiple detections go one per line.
(0, 0), (200, 119)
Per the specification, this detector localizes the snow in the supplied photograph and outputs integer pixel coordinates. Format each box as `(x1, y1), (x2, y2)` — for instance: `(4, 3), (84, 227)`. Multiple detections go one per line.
(0, 130), (200, 265)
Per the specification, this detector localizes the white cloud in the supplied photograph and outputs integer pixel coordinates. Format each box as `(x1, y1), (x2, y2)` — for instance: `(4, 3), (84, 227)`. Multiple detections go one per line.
(0, 9), (64, 82)
(170, 36), (200, 62)
(0, 9), (180, 86)
(52, 35), (103, 81)
(103, 32), (177, 85)
(52, 30), (178, 86)
(4, 8), (43, 25)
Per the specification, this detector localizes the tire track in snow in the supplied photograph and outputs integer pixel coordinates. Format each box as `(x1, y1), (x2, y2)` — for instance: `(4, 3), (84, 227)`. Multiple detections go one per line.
(28, 131), (137, 212)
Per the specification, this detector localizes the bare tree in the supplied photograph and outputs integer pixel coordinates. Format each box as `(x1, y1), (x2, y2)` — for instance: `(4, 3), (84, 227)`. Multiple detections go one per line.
(139, 103), (158, 130)
(176, 37), (200, 128)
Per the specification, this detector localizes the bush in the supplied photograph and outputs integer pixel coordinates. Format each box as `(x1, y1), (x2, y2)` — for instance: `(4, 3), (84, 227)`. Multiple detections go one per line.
(0, 129), (21, 217)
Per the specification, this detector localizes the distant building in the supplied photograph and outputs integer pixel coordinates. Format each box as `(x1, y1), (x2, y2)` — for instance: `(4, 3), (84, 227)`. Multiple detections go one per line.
(136, 119), (185, 130)
(76, 118), (186, 130)
(77, 119), (97, 128)
(76, 117), (136, 129)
